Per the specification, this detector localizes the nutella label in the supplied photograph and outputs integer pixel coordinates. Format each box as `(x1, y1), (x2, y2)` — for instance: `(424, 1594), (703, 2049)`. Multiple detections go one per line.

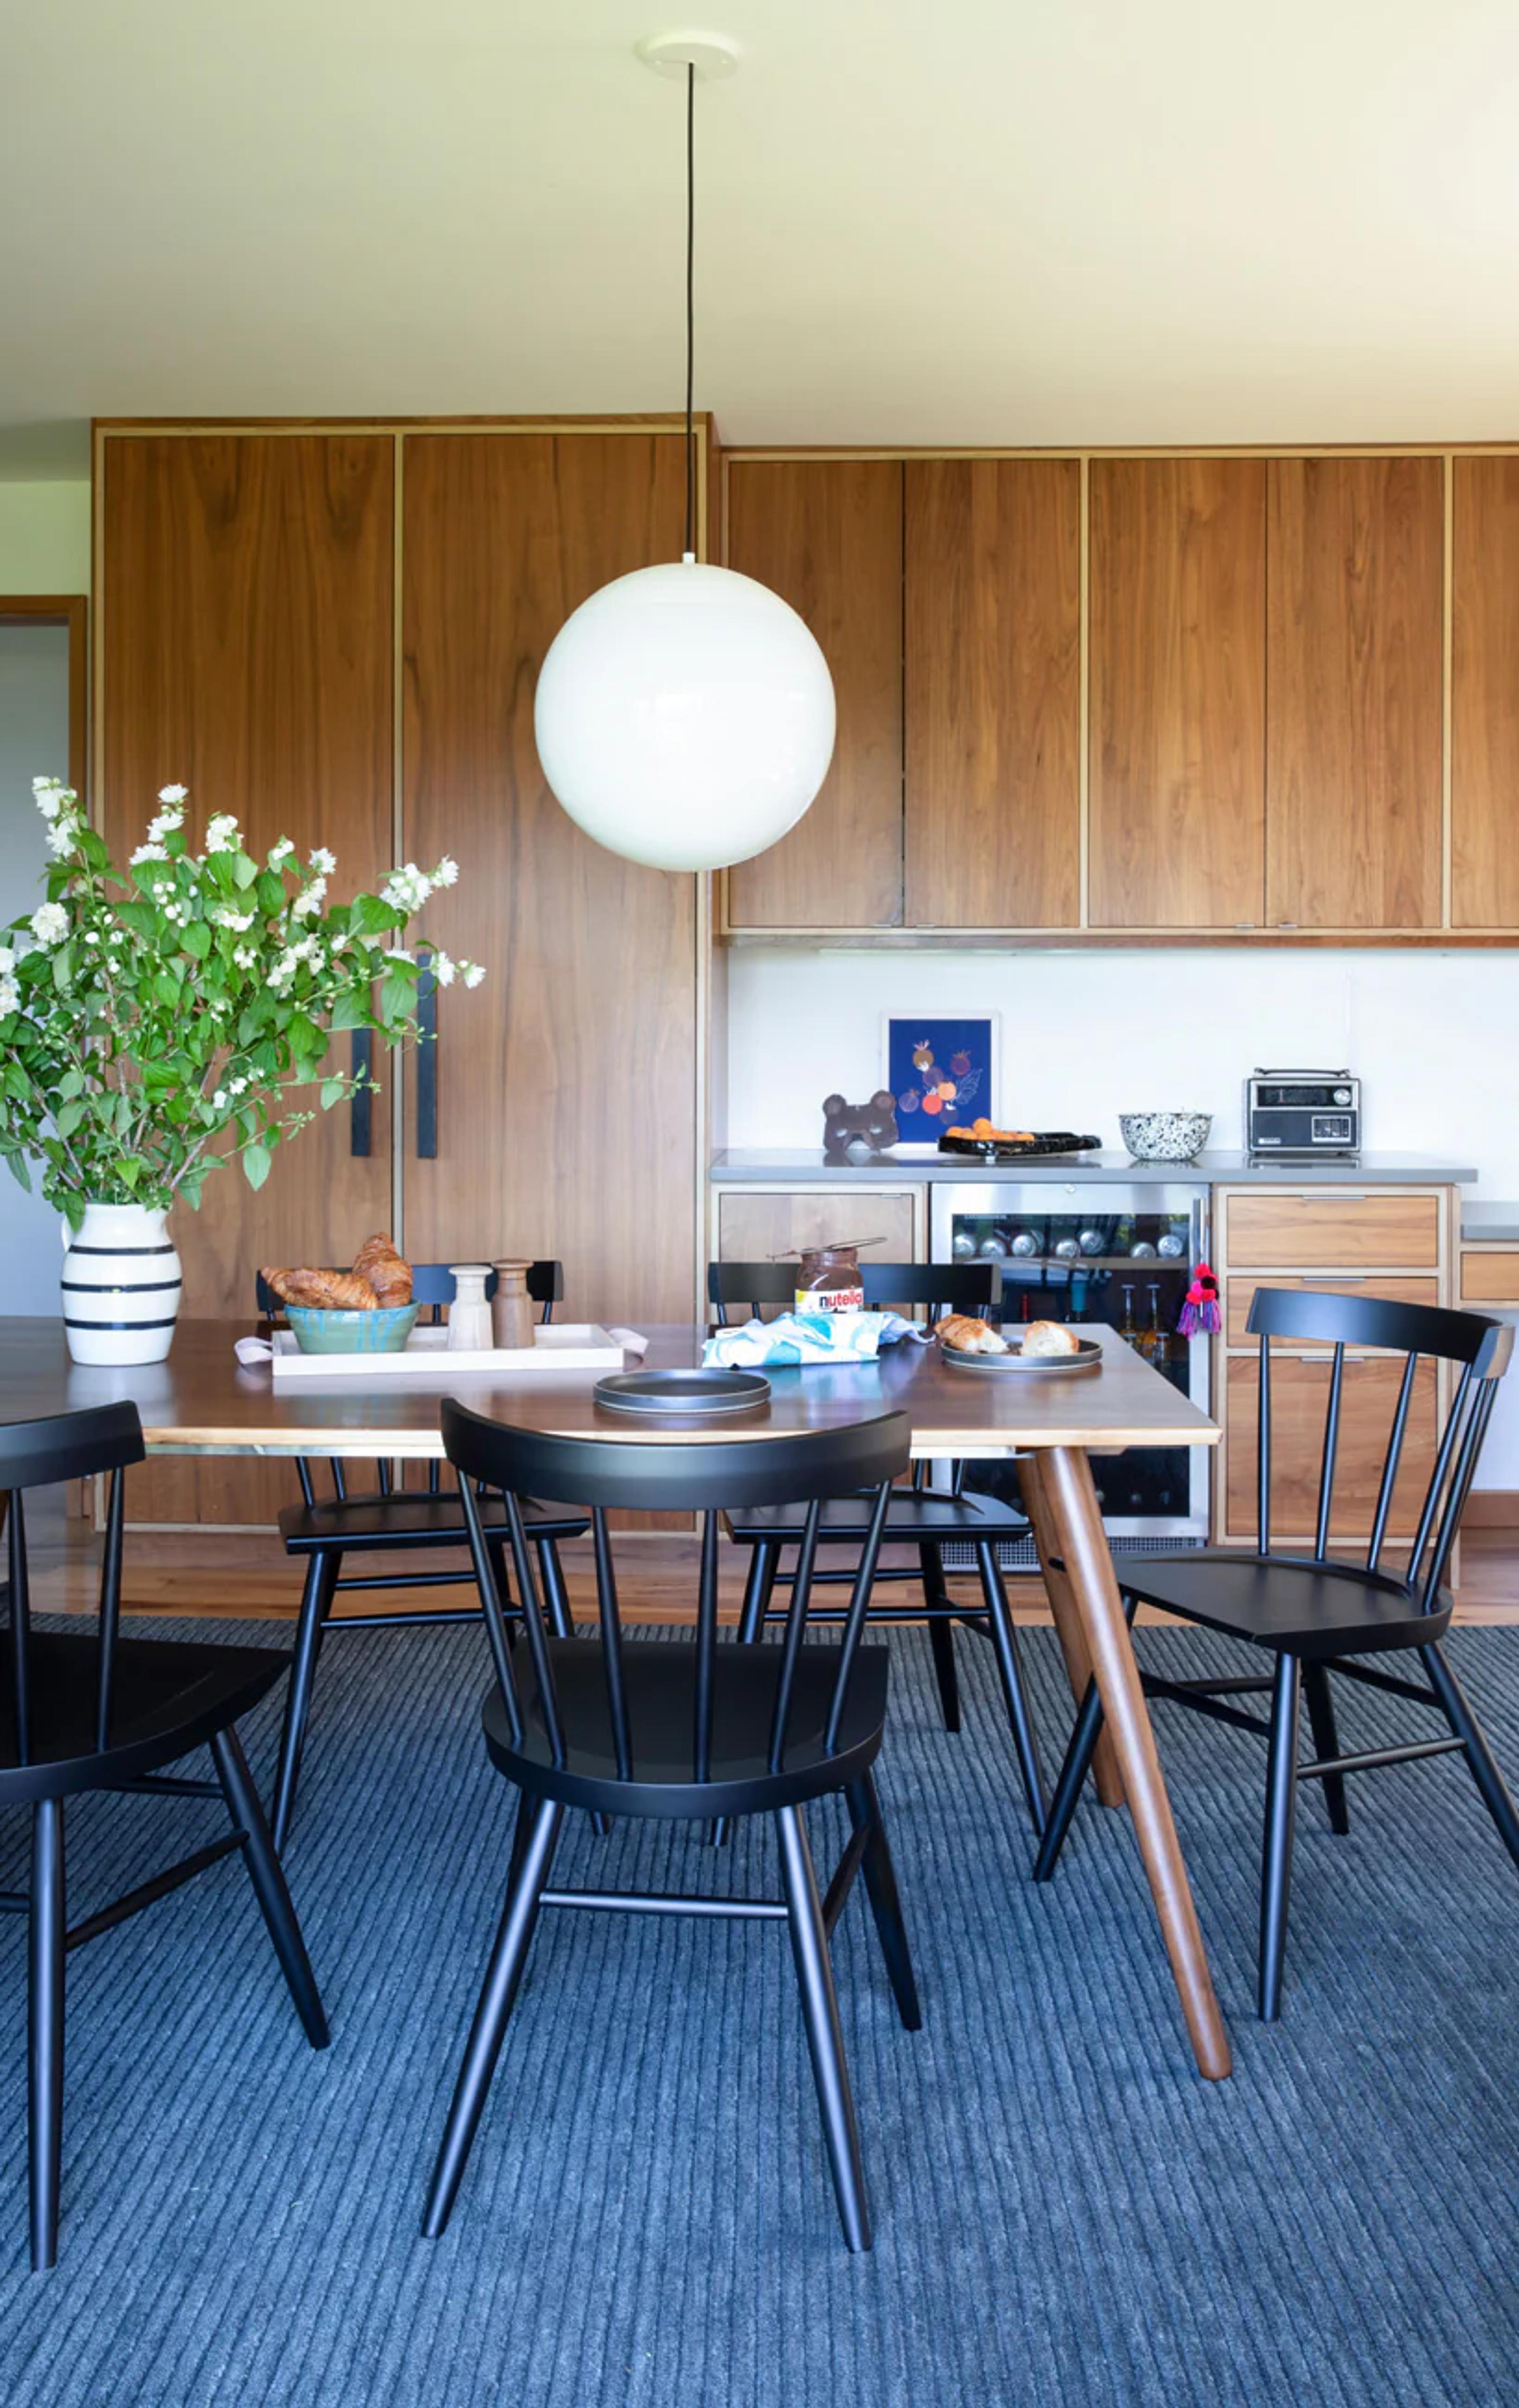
(795, 1285), (866, 1316)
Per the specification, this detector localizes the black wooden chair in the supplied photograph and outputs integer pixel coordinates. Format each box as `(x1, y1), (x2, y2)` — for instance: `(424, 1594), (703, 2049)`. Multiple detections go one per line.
(709, 1261), (1046, 1836)
(421, 1401), (919, 2252)
(255, 1262), (589, 1850)
(0, 1403), (328, 2270)
(1034, 1287), (1519, 2018)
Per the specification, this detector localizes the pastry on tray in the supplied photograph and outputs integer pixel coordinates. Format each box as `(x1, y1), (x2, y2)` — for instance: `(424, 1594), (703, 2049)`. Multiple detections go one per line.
(935, 1314), (1010, 1355)
(261, 1266), (381, 1312)
(1019, 1320), (1081, 1357)
(352, 1231), (413, 1307)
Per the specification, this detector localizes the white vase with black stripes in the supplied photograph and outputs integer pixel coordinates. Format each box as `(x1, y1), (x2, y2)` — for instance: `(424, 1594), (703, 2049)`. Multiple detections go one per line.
(60, 1201), (183, 1366)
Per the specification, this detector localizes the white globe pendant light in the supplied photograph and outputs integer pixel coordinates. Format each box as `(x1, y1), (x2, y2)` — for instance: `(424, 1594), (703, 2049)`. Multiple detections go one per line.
(533, 34), (836, 874)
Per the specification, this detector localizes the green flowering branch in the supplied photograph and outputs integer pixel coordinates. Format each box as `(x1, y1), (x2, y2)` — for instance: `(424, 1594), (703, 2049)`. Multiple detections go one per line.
(0, 780), (486, 1229)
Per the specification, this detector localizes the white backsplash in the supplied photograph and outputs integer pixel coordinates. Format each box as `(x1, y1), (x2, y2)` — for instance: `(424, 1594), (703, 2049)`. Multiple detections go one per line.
(725, 944), (1519, 1490)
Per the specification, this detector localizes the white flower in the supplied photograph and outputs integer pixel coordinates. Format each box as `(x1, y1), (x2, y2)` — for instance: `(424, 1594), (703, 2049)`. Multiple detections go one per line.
(267, 948), (299, 992)
(229, 1075), (249, 1096)
(29, 902), (68, 947)
(291, 875), (327, 921)
(131, 842), (170, 866)
(0, 976), (18, 1016)
(432, 950), (456, 988)
(0, 947), (14, 975)
(432, 856), (458, 889)
(205, 812), (240, 855)
(212, 1089), (227, 1111)
(267, 836), (296, 869)
(32, 778), (70, 822)
(381, 863), (433, 913)
(44, 818), (77, 859)
(309, 846), (336, 876)
(146, 805), (184, 842)
(107, 929), (123, 947)
(384, 945), (414, 965)
(83, 930), (100, 945)
(462, 961), (485, 989)
(157, 784), (189, 805)
(232, 945), (257, 971)
(212, 906), (257, 932)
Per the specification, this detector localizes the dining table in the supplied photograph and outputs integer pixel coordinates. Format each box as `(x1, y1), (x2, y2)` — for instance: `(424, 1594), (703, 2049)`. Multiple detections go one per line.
(2, 1314), (1230, 2080)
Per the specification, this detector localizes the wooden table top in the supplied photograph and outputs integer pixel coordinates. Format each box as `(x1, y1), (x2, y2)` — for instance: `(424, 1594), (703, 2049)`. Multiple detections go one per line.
(0, 1319), (1220, 1460)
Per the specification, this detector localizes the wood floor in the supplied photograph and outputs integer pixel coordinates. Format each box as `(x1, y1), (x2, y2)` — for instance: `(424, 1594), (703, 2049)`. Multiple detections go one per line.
(25, 1488), (1519, 1625)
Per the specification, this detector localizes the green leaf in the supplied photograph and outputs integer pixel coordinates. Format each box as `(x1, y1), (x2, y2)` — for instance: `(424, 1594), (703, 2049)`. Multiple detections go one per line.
(154, 971), (182, 1009)
(328, 986), (369, 1032)
(348, 893), (402, 938)
(54, 1100), (85, 1138)
(180, 920), (211, 961)
(319, 1076), (347, 1109)
(241, 1141), (273, 1191)
(231, 852), (259, 890)
(51, 945), (73, 991)
(256, 871), (286, 917)
(57, 1066), (84, 1101)
(378, 971), (413, 1028)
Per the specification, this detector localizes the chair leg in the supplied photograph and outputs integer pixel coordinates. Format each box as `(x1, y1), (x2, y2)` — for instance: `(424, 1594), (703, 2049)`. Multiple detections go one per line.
(270, 1547), (341, 1853)
(29, 1798), (65, 2273)
(211, 1727), (330, 2049)
(1302, 1664), (1350, 1834)
(919, 1549), (962, 1733)
(1259, 1656), (1303, 2022)
(1033, 1674), (1108, 1880)
(845, 1776), (922, 2031)
(422, 1799), (564, 2238)
(975, 1541), (1047, 1838)
(775, 1802), (871, 2252)
(1422, 1641), (1519, 1871)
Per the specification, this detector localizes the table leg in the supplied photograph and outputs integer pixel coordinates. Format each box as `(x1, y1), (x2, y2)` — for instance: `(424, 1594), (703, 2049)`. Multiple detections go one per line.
(1016, 1452), (1125, 1809)
(1039, 1444), (1232, 2082)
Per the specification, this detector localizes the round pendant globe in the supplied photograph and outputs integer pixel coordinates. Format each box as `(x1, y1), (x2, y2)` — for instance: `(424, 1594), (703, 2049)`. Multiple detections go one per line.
(533, 558), (836, 873)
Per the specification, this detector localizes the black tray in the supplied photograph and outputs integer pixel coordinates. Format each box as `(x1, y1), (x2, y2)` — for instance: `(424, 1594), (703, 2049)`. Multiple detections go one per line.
(594, 1368), (772, 1417)
(937, 1131), (1103, 1162)
(942, 1335), (1103, 1376)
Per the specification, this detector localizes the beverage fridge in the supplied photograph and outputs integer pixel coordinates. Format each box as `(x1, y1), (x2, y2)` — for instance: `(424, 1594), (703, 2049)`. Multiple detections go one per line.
(929, 1181), (1212, 1555)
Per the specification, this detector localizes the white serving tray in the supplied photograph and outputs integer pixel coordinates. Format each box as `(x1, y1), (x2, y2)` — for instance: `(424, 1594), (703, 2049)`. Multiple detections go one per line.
(270, 1322), (626, 1384)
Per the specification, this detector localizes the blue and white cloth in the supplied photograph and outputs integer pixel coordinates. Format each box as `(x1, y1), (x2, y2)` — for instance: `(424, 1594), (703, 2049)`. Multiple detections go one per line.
(702, 1310), (928, 1369)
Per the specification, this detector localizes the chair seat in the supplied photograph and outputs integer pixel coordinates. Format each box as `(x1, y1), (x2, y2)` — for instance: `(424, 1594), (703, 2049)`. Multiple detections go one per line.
(279, 1492), (589, 1554)
(0, 1632), (291, 1803)
(483, 1638), (891, 1818)
(725, 1488), (1028, 1547)
(1110, 1549), (1451, 1660)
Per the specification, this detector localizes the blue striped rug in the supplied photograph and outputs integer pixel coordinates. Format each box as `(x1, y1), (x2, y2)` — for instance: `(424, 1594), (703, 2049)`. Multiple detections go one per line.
(1, 1617), (1517, 2406)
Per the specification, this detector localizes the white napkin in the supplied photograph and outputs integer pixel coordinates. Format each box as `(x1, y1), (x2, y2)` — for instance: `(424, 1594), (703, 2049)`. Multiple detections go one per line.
(235, 1335), (273, 1366)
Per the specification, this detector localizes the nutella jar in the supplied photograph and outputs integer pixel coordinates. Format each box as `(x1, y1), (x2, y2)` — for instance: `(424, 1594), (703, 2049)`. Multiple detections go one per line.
(795, 1244), (866, 1316)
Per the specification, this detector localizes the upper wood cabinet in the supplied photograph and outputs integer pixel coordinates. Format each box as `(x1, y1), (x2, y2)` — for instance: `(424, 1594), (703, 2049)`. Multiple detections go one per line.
(1452, 455), (1519, 928)
(904, 459), (1081, 928)
(1089, 458), (1266, 930)
(1265, 456), (1444, 931)
(724, 460), (903, 928)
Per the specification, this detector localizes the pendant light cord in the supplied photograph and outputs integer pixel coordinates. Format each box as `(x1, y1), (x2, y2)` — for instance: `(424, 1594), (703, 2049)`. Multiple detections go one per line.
(684, 60), (696, 559)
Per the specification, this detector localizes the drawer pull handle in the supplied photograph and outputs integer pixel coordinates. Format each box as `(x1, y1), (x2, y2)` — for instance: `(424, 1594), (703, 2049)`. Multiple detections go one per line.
(1299, 1272), (1366, 1282)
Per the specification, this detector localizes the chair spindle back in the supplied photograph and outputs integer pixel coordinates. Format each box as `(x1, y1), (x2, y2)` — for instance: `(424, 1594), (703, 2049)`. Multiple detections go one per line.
(0, 1403), (145, 1766)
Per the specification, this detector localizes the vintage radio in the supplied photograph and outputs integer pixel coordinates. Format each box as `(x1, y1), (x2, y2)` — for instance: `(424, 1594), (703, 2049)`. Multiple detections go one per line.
(1245, 1068), (1361, 1159)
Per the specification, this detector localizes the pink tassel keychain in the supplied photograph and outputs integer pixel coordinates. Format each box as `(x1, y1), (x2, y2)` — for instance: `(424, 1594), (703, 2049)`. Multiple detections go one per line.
(1178, 1260), (1222, 1338)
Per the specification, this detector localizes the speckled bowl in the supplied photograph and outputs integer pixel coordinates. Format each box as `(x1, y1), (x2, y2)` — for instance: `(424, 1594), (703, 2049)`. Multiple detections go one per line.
(1118, 1111), (1212, 1163)
(285, 1303), (421, 1355)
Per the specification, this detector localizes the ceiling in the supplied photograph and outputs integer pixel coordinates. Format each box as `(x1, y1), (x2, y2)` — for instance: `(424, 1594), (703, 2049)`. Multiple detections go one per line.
(4, 0), (1518, 473)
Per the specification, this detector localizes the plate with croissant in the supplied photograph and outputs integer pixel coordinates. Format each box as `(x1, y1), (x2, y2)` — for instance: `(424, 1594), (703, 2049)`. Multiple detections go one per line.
(935, 1315), (1102, 1375)
(261, 1236), (420, 1353)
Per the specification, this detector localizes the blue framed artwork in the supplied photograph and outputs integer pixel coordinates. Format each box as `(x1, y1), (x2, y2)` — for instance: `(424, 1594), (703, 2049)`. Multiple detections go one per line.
(883, 1016), (997, 1141)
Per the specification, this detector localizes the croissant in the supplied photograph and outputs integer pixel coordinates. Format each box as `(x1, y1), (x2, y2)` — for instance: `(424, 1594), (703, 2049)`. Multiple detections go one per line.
(352, 1231), (413, 1307)
(936, 1314), (1009, 1355)
(261, 1266), (379, 1311)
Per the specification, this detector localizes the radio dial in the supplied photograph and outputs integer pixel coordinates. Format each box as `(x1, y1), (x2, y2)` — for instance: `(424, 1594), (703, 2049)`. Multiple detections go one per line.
(1333, 1088), (1352, 1106)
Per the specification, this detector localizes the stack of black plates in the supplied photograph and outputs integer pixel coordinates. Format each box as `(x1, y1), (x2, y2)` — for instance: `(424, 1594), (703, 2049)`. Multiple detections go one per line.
(593, 1368), (771, 1416)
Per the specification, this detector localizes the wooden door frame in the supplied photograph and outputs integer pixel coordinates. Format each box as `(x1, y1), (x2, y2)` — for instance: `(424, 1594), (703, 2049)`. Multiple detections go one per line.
(0, 595), (88, 801)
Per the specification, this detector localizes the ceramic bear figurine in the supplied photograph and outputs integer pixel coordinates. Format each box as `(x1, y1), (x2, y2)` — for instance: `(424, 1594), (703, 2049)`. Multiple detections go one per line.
(821, 1090), (900, 1163)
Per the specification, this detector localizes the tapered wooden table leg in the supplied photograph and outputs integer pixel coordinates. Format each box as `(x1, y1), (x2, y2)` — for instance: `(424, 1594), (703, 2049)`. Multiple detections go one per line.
(1039, 1443), (1232, 2081)
(1017, 1452), (1125, 1809)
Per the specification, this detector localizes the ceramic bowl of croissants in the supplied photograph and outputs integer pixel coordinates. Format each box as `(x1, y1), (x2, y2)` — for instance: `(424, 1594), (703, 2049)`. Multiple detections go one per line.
(261, 1236), (420, 1353)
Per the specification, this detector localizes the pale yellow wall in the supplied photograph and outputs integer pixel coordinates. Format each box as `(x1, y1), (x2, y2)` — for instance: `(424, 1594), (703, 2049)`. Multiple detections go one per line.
(0, 481), (91, 593)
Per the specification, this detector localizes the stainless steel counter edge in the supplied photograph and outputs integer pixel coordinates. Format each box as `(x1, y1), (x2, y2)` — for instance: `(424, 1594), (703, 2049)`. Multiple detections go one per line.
(710, 1151), (1478, 1188)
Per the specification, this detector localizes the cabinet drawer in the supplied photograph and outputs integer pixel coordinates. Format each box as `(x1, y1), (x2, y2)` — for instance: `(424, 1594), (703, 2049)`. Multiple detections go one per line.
(1224, 1354), (1438, 1541)
(1225, 1191), (1440, 1270)
(1225, 1274), (1441, 1350)
(1460, 1250), (1519, 1305)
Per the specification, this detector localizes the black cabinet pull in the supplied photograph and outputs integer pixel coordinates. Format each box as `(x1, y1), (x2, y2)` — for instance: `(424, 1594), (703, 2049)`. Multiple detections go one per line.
(349, 1028), (373, 1158)
(416, 951), (438, 1160)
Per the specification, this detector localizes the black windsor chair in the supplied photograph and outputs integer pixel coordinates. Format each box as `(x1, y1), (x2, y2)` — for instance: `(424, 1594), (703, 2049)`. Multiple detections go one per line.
(422, 1401), (920, 2253)
(1034, 1287), (1519, 2018)
(708, 1261), (1047, 1836)
(0, 1403), (327, 2270)
(254, 1262), (588, 1850)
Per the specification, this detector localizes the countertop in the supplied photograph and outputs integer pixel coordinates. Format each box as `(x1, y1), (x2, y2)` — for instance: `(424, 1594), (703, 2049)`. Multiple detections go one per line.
(1460, 1205), (1519, 1241)
(710, 1148), (1478, 1187)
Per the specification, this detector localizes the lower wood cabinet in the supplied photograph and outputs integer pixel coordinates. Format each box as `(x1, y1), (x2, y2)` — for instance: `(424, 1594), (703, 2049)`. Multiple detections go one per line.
(714, 1189), (923, 1270)
(1224, 1273), (1441, 1350)
(1222, 1354), (1439, 1543)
